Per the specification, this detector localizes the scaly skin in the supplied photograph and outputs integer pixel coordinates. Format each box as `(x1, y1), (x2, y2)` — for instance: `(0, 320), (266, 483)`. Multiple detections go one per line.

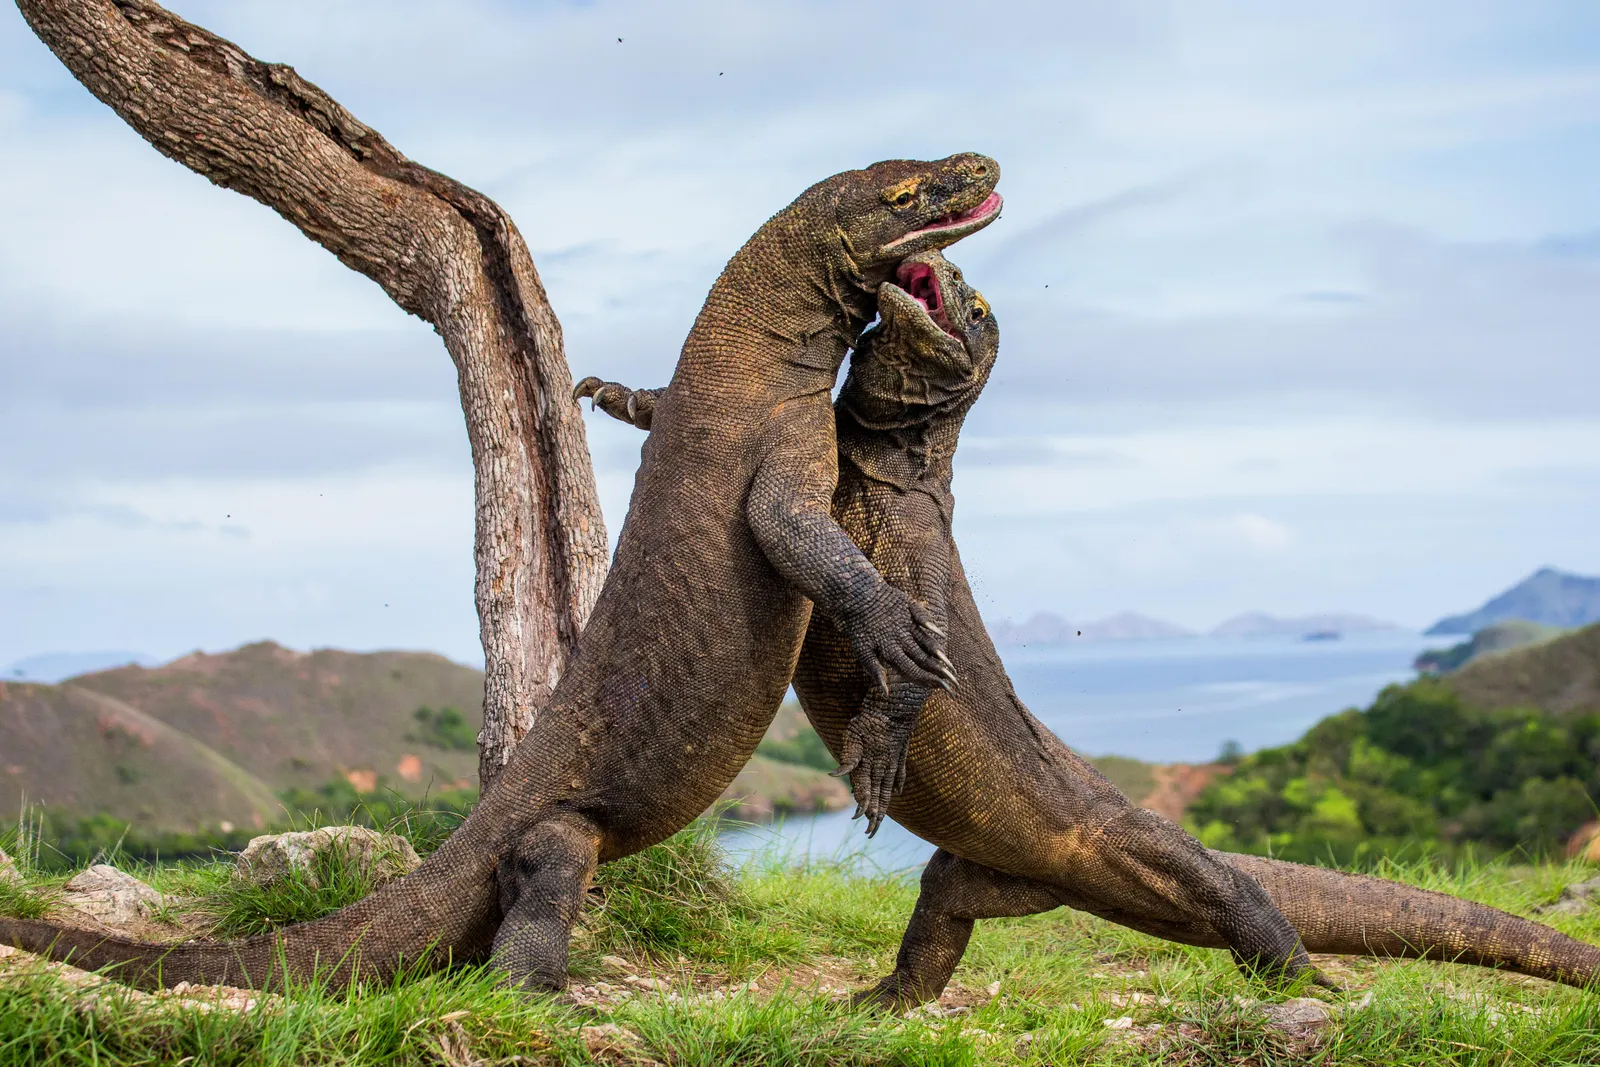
(584, 254), (1600, 1007)
(0, 154), (1002, 993)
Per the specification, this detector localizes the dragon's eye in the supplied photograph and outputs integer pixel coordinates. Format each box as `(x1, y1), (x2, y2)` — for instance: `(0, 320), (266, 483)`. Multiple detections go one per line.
(882, 178), (923, 208)
(970, 296), (990, 321)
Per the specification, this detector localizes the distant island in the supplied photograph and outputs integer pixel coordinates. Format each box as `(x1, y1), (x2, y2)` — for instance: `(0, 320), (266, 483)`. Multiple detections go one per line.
(988, 609), (1399, 646)
(1426, 566), (1600, 635)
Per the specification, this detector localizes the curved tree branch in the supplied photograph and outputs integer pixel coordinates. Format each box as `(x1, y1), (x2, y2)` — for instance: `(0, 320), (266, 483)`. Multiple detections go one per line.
(16, 0), (610, 788)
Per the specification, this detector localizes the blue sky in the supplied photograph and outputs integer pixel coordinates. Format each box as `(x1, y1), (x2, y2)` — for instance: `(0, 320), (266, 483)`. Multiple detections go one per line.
(2, 0), (1598, 668)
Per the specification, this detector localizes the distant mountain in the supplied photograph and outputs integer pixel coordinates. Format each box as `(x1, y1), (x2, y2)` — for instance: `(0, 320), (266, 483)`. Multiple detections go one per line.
(990, 611), (1193, 645)
(4, 650), (155, 684)
(1426, 567), (1600, 636)
(1444, 622), (1600, 717)
(0, 681), (281, 833)
(1415, 619), (1567, 675)
(1210, 612), (1398, 638)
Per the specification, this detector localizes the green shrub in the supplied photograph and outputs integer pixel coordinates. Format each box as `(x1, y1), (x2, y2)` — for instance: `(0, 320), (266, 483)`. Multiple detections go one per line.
(1186, 678), (1600, 861)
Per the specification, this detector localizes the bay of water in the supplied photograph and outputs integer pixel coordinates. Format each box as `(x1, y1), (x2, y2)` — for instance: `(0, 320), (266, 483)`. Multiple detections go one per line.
(721, 629), (1439, 869)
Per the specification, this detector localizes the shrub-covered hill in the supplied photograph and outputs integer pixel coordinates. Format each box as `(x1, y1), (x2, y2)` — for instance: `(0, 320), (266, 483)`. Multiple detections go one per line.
(0, 681), (281, 834)
(1188, 624), (1600, 862)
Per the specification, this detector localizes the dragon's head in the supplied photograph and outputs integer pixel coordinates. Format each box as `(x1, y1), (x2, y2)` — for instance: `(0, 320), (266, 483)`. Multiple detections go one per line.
(834, 153), (1002, 276)
(843, 250), (998, 418)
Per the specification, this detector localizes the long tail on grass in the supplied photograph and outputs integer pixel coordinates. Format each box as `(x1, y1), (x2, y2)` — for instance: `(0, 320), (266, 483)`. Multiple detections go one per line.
(1225, 852), (1600, 989)
(0, 838), (499, 991)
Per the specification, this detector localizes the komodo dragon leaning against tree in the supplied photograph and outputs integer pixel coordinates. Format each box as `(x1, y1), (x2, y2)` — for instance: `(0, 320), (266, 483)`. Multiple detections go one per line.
(580, 252), (1600, 1007)
(0, 154), (1003, 994)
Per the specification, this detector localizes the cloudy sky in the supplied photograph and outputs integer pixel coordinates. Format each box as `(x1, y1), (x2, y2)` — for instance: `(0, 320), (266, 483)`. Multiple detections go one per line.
(2, 0), (1598, 669)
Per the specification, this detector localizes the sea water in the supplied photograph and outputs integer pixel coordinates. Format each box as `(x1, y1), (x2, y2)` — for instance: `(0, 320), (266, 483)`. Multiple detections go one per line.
(721, 629), (1438, 869)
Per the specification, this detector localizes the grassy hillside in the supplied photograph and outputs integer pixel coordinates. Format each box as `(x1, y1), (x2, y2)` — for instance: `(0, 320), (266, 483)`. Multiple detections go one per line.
(1445, 621), (1600, 715)
(1415, 618), (1567, 674)
(70, 642), (485, 797)
(0, 681), (280, 834)
(4, 822), (1600, 1065)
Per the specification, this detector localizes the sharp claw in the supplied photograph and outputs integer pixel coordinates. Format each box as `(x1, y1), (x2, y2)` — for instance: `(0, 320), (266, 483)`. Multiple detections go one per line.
(873, 665), (890, 696)
(851, 805), (863, 820)
(572, 376), (600, 402)
(918, 619), (947, 638)
(626, 392), (638, 420)
(830, 762), (856, 778)
(935, 650), (955, 671)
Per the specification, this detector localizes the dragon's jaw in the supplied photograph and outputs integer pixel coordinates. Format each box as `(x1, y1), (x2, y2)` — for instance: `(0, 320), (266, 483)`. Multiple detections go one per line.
(881, 192), (1003, 256)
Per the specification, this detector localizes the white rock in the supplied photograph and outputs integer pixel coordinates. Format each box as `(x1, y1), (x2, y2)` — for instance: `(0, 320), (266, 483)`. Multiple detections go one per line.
(1258, 997), (1334, 1033)
(0, 847), (20, 885)
(234, 826), (420, 889)
(1103, 1015), (1134, 1029)
(61, 865), (164, 926)
(1537, 875), (1600, 916)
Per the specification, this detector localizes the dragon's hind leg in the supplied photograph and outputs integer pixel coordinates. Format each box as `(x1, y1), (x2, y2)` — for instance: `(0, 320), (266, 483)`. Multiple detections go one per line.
(855, 848), (1062, 1011)
(491, 814), (601, 992)
(1062, 804), (1322, 988)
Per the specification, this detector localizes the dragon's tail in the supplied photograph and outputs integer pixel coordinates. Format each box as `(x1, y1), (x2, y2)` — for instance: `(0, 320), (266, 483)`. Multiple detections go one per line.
(0, 838), (499, 991)
(1225, 852), (1600, 989)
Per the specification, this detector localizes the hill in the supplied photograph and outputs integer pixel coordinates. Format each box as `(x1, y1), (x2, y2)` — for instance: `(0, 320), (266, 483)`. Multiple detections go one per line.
(69, 642), (485, 798)
(1427, 566), (1600, 635)
(1209, 612), (1397, 638)
(9, 644), (850, 836)
(1415, 619), (1566, 674)
(0, 681), (280, 833)
(1444, 622), (1600, 716)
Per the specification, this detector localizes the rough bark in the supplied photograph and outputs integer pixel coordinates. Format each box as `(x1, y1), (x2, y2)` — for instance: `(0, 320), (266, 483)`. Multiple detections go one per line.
(14, 0), (609, 788)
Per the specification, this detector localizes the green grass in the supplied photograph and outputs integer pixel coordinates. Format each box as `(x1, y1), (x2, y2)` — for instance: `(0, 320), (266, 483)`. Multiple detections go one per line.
(5, 826), (1600, 1064)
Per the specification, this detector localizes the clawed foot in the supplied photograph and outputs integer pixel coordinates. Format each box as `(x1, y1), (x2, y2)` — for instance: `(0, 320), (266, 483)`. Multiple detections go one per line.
(831, 697), (916, 837)
(573, 376), (656, 429)
(838, 585), (954, 695)
(847, 973), (932, 1014)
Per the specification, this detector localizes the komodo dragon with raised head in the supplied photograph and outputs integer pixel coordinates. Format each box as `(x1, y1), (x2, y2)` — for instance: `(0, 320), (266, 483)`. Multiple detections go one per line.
(580, 252), (1600, 1006)
(0, 154), (1002, 993)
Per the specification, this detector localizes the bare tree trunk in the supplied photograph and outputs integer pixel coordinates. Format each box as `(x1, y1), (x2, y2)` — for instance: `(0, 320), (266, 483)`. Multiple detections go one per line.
(15, 0), (610, 789)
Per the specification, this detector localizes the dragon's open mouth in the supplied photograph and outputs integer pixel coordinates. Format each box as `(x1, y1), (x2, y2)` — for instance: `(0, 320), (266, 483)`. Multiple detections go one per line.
(893, 260), (959, 338)
(882, 192), (1003, 254)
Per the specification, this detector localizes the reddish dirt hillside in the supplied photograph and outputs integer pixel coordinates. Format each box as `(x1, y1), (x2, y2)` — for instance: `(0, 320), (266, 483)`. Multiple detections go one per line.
(69, 642), (485, 798)
(0, 681), (280, 832)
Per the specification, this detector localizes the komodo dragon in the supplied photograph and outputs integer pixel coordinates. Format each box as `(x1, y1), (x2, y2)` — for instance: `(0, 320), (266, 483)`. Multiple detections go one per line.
(580, 252), (1600, 1006)
(0, 154), (1003, 994)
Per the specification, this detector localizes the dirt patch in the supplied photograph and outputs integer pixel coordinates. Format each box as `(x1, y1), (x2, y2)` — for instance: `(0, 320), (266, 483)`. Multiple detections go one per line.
(1141, 763), (1230, 820)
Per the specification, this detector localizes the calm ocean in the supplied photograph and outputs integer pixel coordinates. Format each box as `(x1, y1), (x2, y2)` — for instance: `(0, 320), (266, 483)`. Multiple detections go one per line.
(721, 629), (1438, 870)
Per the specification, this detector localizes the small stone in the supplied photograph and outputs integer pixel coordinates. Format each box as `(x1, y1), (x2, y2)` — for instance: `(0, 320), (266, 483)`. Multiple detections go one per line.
(0, 848), (20, 885)
(598, 954), (631, 971)
(1537, 875), (1600, 916)
(1103, 1015), (1134, 1029)
(985, 980), (1001, 997)
(61, 865), (164, 926)
(235, 826), (420, 889)
(581, 1023), (661, 1066)
(623, 974), (671, 992)
(1258, 997), (1334, 1034)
